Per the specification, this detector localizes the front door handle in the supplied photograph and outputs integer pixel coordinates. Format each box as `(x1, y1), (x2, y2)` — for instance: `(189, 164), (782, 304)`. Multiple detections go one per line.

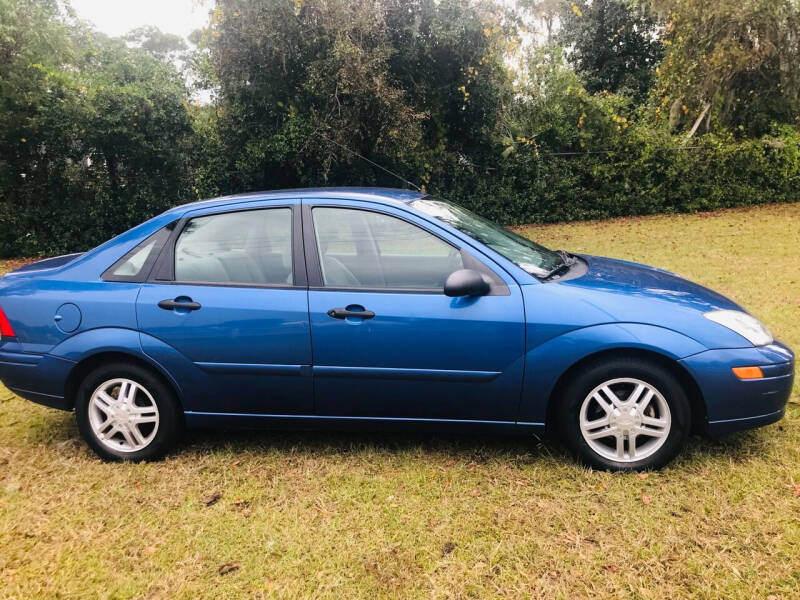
(158, 298), (202, 311)
(327, 307), (375, 320)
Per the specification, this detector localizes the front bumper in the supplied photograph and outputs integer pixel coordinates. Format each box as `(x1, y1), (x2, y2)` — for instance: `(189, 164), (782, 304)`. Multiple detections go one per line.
(679, 341), (795, 435)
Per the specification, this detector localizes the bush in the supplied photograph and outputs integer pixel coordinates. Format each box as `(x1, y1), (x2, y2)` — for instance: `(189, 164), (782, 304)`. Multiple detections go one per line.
(430, 128), (800, 226)
(2, 1), (799, 258)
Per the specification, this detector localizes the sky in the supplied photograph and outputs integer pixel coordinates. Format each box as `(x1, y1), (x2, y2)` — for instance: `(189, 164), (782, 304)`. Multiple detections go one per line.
(70, 0), (214, 40)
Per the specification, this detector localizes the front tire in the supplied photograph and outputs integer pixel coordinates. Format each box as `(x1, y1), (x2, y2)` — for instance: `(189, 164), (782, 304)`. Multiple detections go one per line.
(75, 362), (182, 461)
(557, 356), (690, 471)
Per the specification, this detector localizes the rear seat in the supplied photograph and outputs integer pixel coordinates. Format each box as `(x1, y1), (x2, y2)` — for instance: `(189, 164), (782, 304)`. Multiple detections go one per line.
(176, 250), (292, 285)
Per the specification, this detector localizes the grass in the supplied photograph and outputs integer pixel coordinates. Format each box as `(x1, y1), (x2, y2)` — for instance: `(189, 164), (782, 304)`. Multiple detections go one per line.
(1, 203), (799, 599)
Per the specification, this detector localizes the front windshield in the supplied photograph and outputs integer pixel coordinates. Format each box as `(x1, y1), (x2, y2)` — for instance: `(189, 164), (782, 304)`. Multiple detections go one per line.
(411, 198), (563, 277)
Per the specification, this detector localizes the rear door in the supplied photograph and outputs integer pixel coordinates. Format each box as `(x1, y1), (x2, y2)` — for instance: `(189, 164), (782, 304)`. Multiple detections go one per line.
(303, 198), (526, 422)
(136, 202), (313, 415)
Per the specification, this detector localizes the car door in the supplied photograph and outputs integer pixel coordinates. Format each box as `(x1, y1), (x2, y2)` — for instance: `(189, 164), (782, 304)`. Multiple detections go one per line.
(136, 203), (313, 415)
(303, 198), (526, 422)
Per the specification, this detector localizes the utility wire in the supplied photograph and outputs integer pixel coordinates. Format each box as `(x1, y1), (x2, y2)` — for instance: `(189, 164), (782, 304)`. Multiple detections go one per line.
(539, 146), (705, 157)
(315, 132), (713, 189)
(318, 132), (422, 192)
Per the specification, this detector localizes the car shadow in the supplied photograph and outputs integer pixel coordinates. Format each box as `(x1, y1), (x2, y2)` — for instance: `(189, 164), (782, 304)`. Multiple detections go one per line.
(180, 426), (559, 464)
(21, 408), (780, 467)
(678, 427), (775, 465)
(179, 425), (777, 468)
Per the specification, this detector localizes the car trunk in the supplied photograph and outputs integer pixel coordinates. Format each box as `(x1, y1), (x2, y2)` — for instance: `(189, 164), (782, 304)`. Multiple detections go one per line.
(5, 253), (84, 276)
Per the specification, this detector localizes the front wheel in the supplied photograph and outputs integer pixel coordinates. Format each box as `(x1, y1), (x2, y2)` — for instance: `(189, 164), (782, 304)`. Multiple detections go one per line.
(75, 362), (182, 461)
(557, 357), (691, 471)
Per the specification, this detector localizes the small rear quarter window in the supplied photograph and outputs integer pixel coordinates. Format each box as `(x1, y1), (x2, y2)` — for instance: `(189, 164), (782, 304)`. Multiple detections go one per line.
(103, 225), (173, 282)
(112, 240), (157, 277)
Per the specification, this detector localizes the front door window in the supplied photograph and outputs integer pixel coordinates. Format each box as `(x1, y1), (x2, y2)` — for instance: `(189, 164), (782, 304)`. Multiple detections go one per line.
(312, 207), (463, 290)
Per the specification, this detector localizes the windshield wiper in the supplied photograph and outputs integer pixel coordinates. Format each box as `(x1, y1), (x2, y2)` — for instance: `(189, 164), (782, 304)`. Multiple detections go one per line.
(542, 250), (577, 281)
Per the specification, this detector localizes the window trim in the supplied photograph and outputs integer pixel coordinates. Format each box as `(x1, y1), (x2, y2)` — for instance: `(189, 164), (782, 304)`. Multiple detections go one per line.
(302, 203), (508, 295)
(102, 222), (176, 283)
(148, 204), (307, 289)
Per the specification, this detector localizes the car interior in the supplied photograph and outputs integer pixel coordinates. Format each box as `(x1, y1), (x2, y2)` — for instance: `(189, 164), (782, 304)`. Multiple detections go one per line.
(174, 208), (294, 285)
(313, 207), (463, 289)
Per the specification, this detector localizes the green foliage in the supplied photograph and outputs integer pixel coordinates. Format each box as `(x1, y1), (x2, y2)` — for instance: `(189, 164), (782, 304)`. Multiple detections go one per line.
(190, 0), (512, 192)
(500, 46), (634, 155)
(1, 0), (799, 258)
(651, 0), (800, 136)
(439, 124), (800, 226)
(0, 0), (195, 257)
(558, 0), (663, 102)
(123, 26), (188, 63)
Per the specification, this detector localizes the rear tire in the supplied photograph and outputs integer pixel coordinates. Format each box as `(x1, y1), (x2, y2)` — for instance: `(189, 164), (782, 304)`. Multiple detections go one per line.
(75, 362), (182, 462)
(557, 356), (690, 471)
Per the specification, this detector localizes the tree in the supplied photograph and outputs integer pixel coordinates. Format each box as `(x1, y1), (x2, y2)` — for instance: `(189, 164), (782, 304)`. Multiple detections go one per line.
(0, 0), (195, 256)
(558, 0), (663, 102)
(192, 0), (513, 192)
(80, 35), (194, 218)
(651, 0), (800, 137)
(500, 46), (632, 156)
(123, 26), (187, 63)
(382, 0), (514, 160)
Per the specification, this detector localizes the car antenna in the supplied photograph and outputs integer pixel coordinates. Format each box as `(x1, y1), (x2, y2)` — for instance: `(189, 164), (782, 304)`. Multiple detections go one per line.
(318, 132), (422, 192)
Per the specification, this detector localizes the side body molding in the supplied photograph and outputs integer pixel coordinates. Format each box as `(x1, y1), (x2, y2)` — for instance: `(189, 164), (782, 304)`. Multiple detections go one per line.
(517, 322), (708, 424)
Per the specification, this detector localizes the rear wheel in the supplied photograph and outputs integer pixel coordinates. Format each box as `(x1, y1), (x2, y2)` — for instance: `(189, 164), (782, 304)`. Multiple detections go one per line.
(75, 362), (182, 461)
(557, 356), (690, 471)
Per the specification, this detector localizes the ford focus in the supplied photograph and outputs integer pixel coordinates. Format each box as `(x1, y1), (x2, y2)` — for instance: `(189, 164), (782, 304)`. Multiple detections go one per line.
(0, 188), (793, 470)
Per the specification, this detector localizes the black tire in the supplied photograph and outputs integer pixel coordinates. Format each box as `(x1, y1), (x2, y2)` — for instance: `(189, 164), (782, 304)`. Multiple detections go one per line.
(75, 362), (183, 462)
(557, 356), (691, 471)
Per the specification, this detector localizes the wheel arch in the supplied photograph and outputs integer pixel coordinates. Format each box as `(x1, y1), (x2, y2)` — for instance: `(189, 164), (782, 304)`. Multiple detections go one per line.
(64, 351), (184, 412)
(544, 347), (706, 436)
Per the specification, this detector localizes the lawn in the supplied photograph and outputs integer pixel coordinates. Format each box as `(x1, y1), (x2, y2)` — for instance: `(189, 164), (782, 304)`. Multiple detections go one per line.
(1, 203), (799, 599)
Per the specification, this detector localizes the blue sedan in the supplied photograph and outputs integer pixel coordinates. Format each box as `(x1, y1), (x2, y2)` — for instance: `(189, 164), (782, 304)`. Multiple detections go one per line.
(0, 188), (793, 470)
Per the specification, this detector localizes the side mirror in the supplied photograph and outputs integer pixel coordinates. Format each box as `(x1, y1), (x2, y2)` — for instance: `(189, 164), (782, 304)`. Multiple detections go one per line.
(444, 269), (490, 297)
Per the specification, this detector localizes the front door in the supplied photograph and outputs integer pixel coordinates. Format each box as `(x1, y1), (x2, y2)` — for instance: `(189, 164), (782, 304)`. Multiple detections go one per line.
(304, 200), (526, 422)
(136, 204), (313, 415)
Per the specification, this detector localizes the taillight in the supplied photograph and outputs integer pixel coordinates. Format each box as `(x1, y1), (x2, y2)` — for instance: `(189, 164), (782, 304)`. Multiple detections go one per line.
(0, 306), (16, 339)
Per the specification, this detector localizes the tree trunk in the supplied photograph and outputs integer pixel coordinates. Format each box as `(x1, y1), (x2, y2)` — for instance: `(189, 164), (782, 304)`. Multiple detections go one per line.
(683, 103), (711, 144)
(106, 154), (120, 206)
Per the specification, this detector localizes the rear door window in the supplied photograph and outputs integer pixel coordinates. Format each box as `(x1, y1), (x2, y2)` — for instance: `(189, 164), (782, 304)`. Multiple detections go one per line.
(174, 208), (293, 285)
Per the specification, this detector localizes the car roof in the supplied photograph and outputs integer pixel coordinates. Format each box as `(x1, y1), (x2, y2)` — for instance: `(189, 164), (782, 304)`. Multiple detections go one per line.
(167, 187), (426, 216)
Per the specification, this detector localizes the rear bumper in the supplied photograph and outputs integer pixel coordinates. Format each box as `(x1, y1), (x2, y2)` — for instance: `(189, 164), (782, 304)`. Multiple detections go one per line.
(0, 347), (74, 411)
(680, 341), (795, 434)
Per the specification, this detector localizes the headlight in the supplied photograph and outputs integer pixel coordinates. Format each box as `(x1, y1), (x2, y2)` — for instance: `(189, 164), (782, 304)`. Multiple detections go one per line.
(703, 310), (773, 346)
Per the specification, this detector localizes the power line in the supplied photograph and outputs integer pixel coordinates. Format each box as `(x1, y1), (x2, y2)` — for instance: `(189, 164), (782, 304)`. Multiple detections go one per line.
(318, 133), (422, 192)
(539, 146), (705, 157)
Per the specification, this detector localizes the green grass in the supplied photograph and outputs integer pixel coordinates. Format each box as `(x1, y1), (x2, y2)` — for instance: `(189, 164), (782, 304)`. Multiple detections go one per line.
(2, 203), (799, 599)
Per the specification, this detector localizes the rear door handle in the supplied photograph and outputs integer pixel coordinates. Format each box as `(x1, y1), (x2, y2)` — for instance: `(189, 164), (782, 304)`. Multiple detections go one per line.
(158, 298), (202, 311)
(327, 307), (375, 320)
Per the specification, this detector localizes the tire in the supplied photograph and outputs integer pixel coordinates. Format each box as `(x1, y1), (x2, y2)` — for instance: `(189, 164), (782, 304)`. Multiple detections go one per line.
(557, 356), (691, 471)
(75, 362), (183, 462)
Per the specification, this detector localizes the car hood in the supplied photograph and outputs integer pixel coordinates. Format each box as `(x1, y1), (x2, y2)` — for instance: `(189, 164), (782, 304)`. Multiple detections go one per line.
(549, 255), (754, 349)
(565, 255), (742, 313)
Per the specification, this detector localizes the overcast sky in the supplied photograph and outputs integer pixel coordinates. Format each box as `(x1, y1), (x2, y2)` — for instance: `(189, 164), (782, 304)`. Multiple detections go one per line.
(70, 0), (214, 40)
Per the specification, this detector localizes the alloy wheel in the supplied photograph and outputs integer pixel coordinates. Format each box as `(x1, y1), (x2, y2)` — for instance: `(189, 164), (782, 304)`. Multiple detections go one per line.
(579, 377), (671, 463)
(88, 378), (160, 453)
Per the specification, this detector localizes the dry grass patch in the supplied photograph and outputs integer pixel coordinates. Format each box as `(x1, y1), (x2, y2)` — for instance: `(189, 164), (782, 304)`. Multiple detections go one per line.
(0, 259), (33, 274)
(1, 203), (799, 599)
